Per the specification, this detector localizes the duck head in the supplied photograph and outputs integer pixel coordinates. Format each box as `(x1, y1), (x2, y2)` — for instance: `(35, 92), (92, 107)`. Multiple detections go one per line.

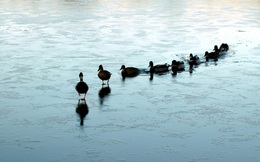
(149, 61), (154, 68)
(204, 51), (209, 57)
(120, 65), (126, 70)
(171, 60), (177, 65)
(204, 51), (209, 61)
(214, 45), (219, 52)
(98, 65), (103, 71)
(79, 72), (83, 81)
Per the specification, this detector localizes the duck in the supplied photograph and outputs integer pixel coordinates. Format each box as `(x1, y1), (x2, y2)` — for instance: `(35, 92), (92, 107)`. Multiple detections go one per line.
(75, 72), (89, 100)
(213, 43), (229, 53)
(120, 65), (139, 78)
(149, 61), (170, 73)
(189, 53), (200, 66)
(98, 65), (111, 85)
(219, 43), (229, 52)
(204, 51), (219, 62)
(171, 60), (185, 75)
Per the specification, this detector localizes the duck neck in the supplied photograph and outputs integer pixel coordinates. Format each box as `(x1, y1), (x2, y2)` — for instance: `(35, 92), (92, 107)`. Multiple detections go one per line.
(80, 76), (83, 82)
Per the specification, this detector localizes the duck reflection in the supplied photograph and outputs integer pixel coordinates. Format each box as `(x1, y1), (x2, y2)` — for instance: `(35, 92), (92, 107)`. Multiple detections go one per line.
(76, 100), (89, 126)
(149, 72), (154, 81)
(98, 86), (111, 105)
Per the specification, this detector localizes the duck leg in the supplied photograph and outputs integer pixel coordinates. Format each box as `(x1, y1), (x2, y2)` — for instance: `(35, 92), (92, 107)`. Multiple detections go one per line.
(82, 93), (86, 100)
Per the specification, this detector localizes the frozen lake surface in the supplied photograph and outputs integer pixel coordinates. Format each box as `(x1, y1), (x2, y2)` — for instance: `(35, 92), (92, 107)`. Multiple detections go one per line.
(1, 0), (260, 161)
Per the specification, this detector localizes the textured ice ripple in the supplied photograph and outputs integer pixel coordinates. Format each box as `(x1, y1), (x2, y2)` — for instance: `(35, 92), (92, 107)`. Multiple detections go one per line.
(1, 0), (260, 162)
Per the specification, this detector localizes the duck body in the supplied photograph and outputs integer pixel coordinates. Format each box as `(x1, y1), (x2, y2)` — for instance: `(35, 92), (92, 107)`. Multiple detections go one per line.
(149, 61), (170, 73)
(189, 54), (200, 66)
(171, 60), (185, 74)
(75, 72), (89, 100)
(219, 43), (229, 52)
(204, 51), (219, 61)
(75, 81), (89, 94)
(120, 65), (139, 78)
(98, 65), (111, 85)
(177, 61), (185, 71)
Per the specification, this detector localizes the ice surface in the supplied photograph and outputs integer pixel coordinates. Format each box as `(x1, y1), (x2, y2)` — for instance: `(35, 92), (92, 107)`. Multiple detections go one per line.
(1, 0), (260, 162)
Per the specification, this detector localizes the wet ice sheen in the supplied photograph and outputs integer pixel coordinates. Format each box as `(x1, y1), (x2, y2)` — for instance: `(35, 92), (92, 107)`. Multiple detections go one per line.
(1, 0), (260, 162)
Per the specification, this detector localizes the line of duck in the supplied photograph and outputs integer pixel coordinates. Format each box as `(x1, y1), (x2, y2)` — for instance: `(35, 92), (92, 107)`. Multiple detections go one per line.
(75, 43), (229, 100)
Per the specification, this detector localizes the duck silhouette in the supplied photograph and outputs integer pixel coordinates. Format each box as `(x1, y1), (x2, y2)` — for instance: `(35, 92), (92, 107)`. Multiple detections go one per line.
(205, 43), (229, 62)
(219, 43), (229, 52)
(75, 72), (89, 100)
(204, 51), (219, 62)
(213, 45), (219, 53)
(213, 43), (229, 53)
(98, 65), (111, 85)
(149, 61), (170, 73)
(188, 53), (200, 68)
(120, 65), (139, 79)
(171, 60), (185, 75)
